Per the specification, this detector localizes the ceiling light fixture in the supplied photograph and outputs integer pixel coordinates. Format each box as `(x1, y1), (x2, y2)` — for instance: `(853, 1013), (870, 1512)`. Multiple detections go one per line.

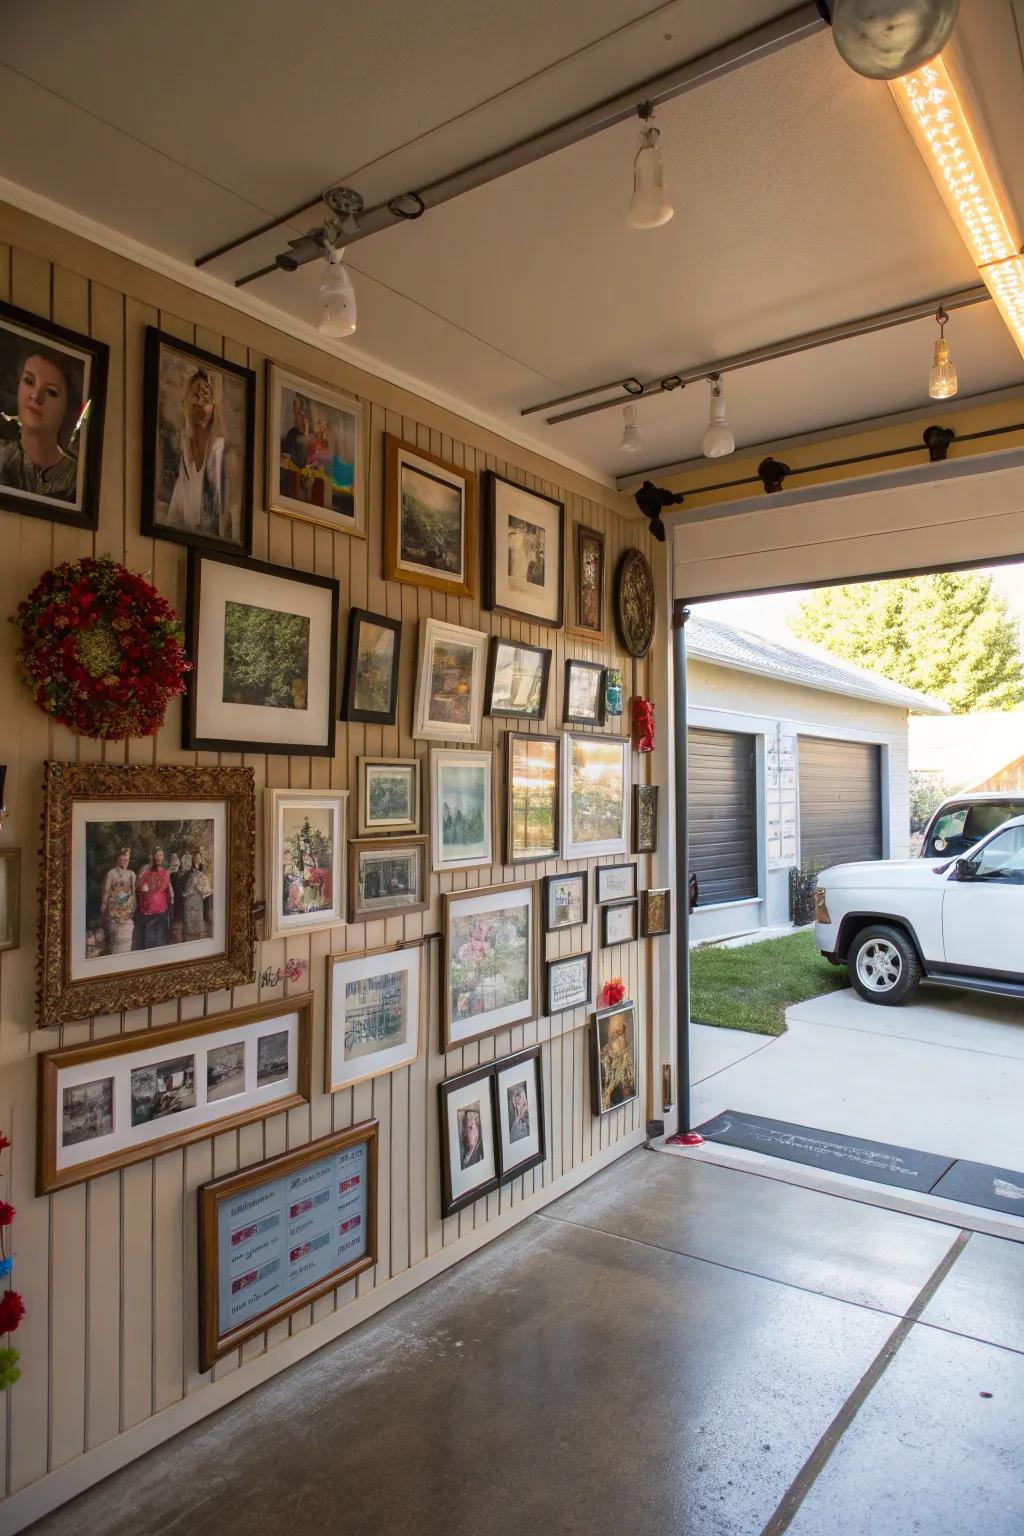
(928, 306), (957, 398)
(620, 403), (643, 453)
(318, 222), (357, 339)
(626, 104), (673, 230)
(891, 54), (1024, 361)
(702, 374), (735, 458)
(827, 0), (959, 80)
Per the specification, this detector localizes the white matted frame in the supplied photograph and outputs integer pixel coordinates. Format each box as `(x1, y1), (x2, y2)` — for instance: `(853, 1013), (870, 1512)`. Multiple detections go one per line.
(266, 363), (366, 536)
(442, 881), (537, 1047)
(356, 756), (420, 836)
(413, 618), (488, 743)
(562, 732), (630, 860)
(327, 944), (423, 1092)
(494, 1046), (546, 1183)
(430, 748), (493, 872)
(265, 788), (348, 940)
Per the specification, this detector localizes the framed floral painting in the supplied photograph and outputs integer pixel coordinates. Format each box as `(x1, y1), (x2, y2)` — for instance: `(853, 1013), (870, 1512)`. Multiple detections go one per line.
(442, 881), (537, 1047)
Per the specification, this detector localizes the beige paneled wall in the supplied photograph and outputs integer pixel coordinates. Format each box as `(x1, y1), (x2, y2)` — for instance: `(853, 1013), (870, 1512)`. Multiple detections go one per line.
(0, 206), (658, 1522)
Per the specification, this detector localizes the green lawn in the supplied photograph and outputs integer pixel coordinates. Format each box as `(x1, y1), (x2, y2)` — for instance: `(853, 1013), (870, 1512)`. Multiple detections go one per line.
(690, 928), (850, 1037)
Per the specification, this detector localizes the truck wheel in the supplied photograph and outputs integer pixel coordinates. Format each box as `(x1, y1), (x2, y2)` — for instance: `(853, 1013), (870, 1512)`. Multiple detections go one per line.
(849, 924), (922, 1006)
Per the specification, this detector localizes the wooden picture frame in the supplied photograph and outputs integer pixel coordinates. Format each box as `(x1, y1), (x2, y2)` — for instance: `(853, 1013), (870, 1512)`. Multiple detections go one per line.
(327, 944), (423, 1091)
(384, 433), (476, 598)
(442, 881), (538, 1048)
(430, 748), (493, 872)
(494, 1046), (546, 1183)
(266, 362), (365, 537)
(184, 548), (340, 756)
(0, 846), (20, 953)
(39, 994), (313, 1193)
(504, 731), (560, 865)
(413, 618), (488, 744)
(198, 1120), (377, 1369)
(569, 522), (606, 641)
(600, 899), (638, 948)
(590, 1001), (640, 1117)
(544, 951), (592, 1016)
(633, 783), (660, 854)
(141, 327), (254, 556)
(0, 298), (109, 530)
(348, 835), (429, 923)
(641, 888), (672, 937)
(563, 659), (606, 726)
(38, 761), (256, 1028)
(481, 471), (565, 628)
(595, 862), (637, 904)
(439, 1063), (499, 1216)
(484, 637), (551, 720)
(562, 732), (630, 860)
(265, 788), (348, 941)
(356, 757), (421, 837)
(341, 608), (401, 725)
(542, 870), (588, 931)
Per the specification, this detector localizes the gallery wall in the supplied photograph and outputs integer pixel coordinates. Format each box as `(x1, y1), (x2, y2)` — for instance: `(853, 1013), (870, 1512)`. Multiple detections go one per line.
(0, 201), (662, 1526)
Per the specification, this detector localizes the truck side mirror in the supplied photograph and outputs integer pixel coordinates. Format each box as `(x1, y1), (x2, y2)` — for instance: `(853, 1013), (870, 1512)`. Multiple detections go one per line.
(955, 857), (978, 881)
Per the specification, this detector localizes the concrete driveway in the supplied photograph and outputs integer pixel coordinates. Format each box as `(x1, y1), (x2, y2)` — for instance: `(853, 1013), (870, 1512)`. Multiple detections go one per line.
(690, 985), (1024, 1175)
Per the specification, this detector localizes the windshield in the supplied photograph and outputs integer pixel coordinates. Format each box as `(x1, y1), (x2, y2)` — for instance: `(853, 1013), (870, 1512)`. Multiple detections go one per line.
(958, 822), (1024, 883)
(925, 801), (1024, 858)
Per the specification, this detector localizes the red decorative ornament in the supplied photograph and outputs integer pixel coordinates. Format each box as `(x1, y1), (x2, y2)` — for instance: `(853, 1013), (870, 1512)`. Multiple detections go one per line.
(14, 556), (190, 740)
(0, 1203), (13, 1228)
(0, 1292), (25, 1333)
(631, 696), (655, 753)
(0, 1134), (8, 1153)
(601, 975), (627, 1007)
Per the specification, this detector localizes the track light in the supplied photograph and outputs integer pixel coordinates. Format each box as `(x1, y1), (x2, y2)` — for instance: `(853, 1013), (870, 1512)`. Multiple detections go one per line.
(626, 107), (673, 230)
(620, 403), (642, 453)
(318, 241), (357, 338)
(702, 374), (735, 458)
(928, 306), (957, 399)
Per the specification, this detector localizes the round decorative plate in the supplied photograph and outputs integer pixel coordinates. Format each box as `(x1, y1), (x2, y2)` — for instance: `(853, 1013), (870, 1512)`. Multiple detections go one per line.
(614, 548), (656, 658)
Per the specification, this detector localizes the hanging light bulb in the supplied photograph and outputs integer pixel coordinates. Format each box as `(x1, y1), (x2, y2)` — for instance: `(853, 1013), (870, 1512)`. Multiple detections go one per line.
(319, 242), (357, 338)
(702, 374), (735, 458)
(620, 402), (642, 453)
(626, 108), (673, 230)
(928, 306), (958, 399)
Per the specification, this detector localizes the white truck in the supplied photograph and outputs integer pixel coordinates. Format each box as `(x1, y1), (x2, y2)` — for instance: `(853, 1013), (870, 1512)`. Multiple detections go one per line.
(814, 815), (1024, 1006)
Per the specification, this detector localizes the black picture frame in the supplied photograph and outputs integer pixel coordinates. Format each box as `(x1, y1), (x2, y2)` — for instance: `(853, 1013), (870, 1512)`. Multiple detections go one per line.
(184, 548), (339, 756)
(590, 1001), (640, 1117)
(0, 298), (109, 529)
(484, 636), (552, 720)
(544, 952), (592, 1016)
(481, 469), (565, 628)
(494, 1045), (547, 1183)
(542, 870), (589, 931)
(438, 1063), (500, 1217)
(600, 899), (638, 948)
(141, 328), (255, 556)
(563, 658), (606, 726)
(505, 731), (561, 865)
(341, 608), (402, 725)
(641, 888), (672, 937)
(633, 783), (659, 854)
(594, 862), (637, 904)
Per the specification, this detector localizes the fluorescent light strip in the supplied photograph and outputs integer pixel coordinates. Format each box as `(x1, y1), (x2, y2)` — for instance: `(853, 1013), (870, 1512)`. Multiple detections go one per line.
(890, 55), (1024, 360)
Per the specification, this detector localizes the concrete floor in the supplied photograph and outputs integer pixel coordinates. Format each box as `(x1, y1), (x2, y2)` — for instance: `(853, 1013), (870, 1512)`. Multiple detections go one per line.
(26, 1151), (1024, 1536)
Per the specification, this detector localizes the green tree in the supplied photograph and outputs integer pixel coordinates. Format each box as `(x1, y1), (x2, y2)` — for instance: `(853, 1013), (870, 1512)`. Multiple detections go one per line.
(789, 572), (1024, 713)
(222, 601), (310, 709)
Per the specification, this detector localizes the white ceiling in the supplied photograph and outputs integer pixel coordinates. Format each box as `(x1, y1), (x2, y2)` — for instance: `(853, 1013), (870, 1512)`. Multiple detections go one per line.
(2, 0), (1023, 486)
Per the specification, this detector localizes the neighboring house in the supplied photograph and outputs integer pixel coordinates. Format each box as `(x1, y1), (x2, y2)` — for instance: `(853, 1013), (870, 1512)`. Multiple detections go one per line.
(908, 711), (1024, 793)
(686, 616), (947, 944)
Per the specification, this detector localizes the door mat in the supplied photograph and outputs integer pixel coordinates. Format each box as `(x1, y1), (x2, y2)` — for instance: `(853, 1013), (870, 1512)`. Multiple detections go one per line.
(930, 1160), (1024, 1217)
(697, 1110), (955, 1192)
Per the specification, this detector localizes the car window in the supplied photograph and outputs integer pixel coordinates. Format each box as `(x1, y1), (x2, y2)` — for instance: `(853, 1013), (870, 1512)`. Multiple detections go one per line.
(963, 824), (1024, 883)
(964, 804), (1024, 843)
(926, 806), (968, 855)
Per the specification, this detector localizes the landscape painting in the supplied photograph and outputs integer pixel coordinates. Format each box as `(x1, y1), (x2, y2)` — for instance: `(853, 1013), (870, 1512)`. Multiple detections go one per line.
(506, 734), (559, 863)
(414, 620), (486, 743)
(433, 751), (491, 870)
(485, 638), (550, 719)
(222, 599), (310, 710)
(385, 435), (475, 598)
(564, 734), (628, 859)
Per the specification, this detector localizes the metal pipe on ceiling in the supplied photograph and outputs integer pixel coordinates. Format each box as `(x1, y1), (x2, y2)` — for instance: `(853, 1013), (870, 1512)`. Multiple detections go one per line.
(205, 3), (826, 284)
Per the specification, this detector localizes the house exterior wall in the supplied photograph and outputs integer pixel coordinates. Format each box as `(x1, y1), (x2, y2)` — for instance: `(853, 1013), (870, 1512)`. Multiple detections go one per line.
(686, 657), (910, 942)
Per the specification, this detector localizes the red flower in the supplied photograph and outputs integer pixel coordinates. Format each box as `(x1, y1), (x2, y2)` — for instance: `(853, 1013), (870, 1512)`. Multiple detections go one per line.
(0, 1203), (13, 1228)
(0, 1134), (8, 1152)
(0, 1292), (25, 1333)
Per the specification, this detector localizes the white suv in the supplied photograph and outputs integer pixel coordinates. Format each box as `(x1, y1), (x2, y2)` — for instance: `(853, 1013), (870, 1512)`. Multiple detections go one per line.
(814, 816), (1024, 1006)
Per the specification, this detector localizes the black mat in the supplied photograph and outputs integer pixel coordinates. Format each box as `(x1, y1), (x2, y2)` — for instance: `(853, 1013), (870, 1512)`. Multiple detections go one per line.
(930, 1159), (1024, 1217)
(697, 1110), (955, 1192)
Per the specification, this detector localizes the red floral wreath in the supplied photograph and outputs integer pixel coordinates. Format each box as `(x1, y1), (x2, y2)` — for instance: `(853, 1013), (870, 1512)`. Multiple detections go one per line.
(14, 556), (190, 740)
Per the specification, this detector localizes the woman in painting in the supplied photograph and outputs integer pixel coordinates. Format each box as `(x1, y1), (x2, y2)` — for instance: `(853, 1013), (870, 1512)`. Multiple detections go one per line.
(0, 343), (84, 502)
(168, 853), (185, 944)
(458, 1107), (484, 1170)
(180, 852), (207, 942)
(99, 846), (136, 956)
(192, 852), (214, 936)
(167, 368), (235, 539)
(599, 1013), (636, 1113)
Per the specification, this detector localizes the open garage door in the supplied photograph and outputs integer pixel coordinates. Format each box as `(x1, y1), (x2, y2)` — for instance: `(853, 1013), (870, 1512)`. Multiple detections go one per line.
(798, 737), (882, 868)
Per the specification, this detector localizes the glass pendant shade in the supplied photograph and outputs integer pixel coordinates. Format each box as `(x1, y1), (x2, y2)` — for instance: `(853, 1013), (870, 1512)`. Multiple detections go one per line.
(928, 336), (958, 399)
(319, 250), (357, 337)
(626, 128), (673, 229)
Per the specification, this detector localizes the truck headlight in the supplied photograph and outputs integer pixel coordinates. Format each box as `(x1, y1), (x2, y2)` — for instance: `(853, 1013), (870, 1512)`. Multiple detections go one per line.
(814, 888), (831, 923)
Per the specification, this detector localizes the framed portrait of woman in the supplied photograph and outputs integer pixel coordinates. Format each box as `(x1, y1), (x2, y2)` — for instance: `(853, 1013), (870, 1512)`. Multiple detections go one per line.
(266, 363), (365, 537)
(438, 1063), (499, 1217)
(141, 328), (255, 556)
(0, 299), (108, 529)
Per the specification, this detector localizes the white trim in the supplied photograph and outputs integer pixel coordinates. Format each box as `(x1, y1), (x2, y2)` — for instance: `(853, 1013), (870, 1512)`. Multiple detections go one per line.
(0, 175), (614, 492)
(0, 1128), (644, 1534)
(688, 700), (904, 747)
(693, 896), (761, 914)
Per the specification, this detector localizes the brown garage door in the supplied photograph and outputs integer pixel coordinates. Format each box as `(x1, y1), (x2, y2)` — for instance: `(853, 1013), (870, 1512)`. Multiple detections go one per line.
(799, 737), (882, 868)
(688, 727), (758, 905)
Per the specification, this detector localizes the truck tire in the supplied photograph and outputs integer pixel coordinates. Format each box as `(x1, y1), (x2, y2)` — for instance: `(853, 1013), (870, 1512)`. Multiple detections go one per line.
(848, 924), (922, 1006)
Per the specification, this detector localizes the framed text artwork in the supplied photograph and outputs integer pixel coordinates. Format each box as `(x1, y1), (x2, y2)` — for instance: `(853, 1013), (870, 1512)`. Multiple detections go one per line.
(327, 945), (423, 1092)
(38, 761), (256, 1028)
(266, 363), (365, 536)
(595, 862), (637, 904)
(384, 434), (476, 598)
(198, 1120), (378, 1369)
(482, 471), (564, 628)
(545, 951), (591, 1016)
(0, 298), (109, 530)
(265, 788), (348, 941)
(601, 899), (638, 948)
(39, 994), (313, 1193)
(442, 882), (538, 1048)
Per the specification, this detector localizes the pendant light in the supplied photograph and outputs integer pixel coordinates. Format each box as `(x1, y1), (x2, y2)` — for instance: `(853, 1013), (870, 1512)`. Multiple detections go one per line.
(928, 306), (957, 399)
(829, 0), (959, 81)
(318, 239), (357, 338)
(626, 106), (673, 230)
(702, 374), (735, 458)
(620, 403), (642, 453)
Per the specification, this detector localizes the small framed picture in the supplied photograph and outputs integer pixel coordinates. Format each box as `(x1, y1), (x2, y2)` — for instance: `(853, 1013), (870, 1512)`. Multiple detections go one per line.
(413, 618), (488, 743)
(595, 862), (637, 904)
(185, 550), (339, 756)
(505, 732), (560, 865)
(348, 836), (429, 923)
(590, 1001), (639, 1116)
(442, 882), (537, 1048)
(0, 847), (20, 952)
(600, 899), (638, 948)
(543, 871), (588, 931)
(384, 434), (476, 598)
(482, 471), (564, 628)
(545, 951), (591, 1016)
(0, 299), (109, 529)
(327, 945), (423, 1091)
(265, 788), (347, 941)
(266, 363), (365, 536)
(439, 1064), (499, 1216)
(563, 733), (630, 861)
(641, 888), (672, 937)
(563, 659), (606, 726)
(431, 748), (493, 872)
(633, 783), (659, 854)
(356, 757), (420, 837)
(569, 523), (606, 641)
(495, 1047), (546, 1183)
(485, 637), (551, 720)
(341, 608), (401, 725)
(141, 327), (254, 555)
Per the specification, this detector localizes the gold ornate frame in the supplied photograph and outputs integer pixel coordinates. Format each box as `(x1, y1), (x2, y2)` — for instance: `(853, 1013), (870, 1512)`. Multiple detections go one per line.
(38, 761), (256, 1028)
